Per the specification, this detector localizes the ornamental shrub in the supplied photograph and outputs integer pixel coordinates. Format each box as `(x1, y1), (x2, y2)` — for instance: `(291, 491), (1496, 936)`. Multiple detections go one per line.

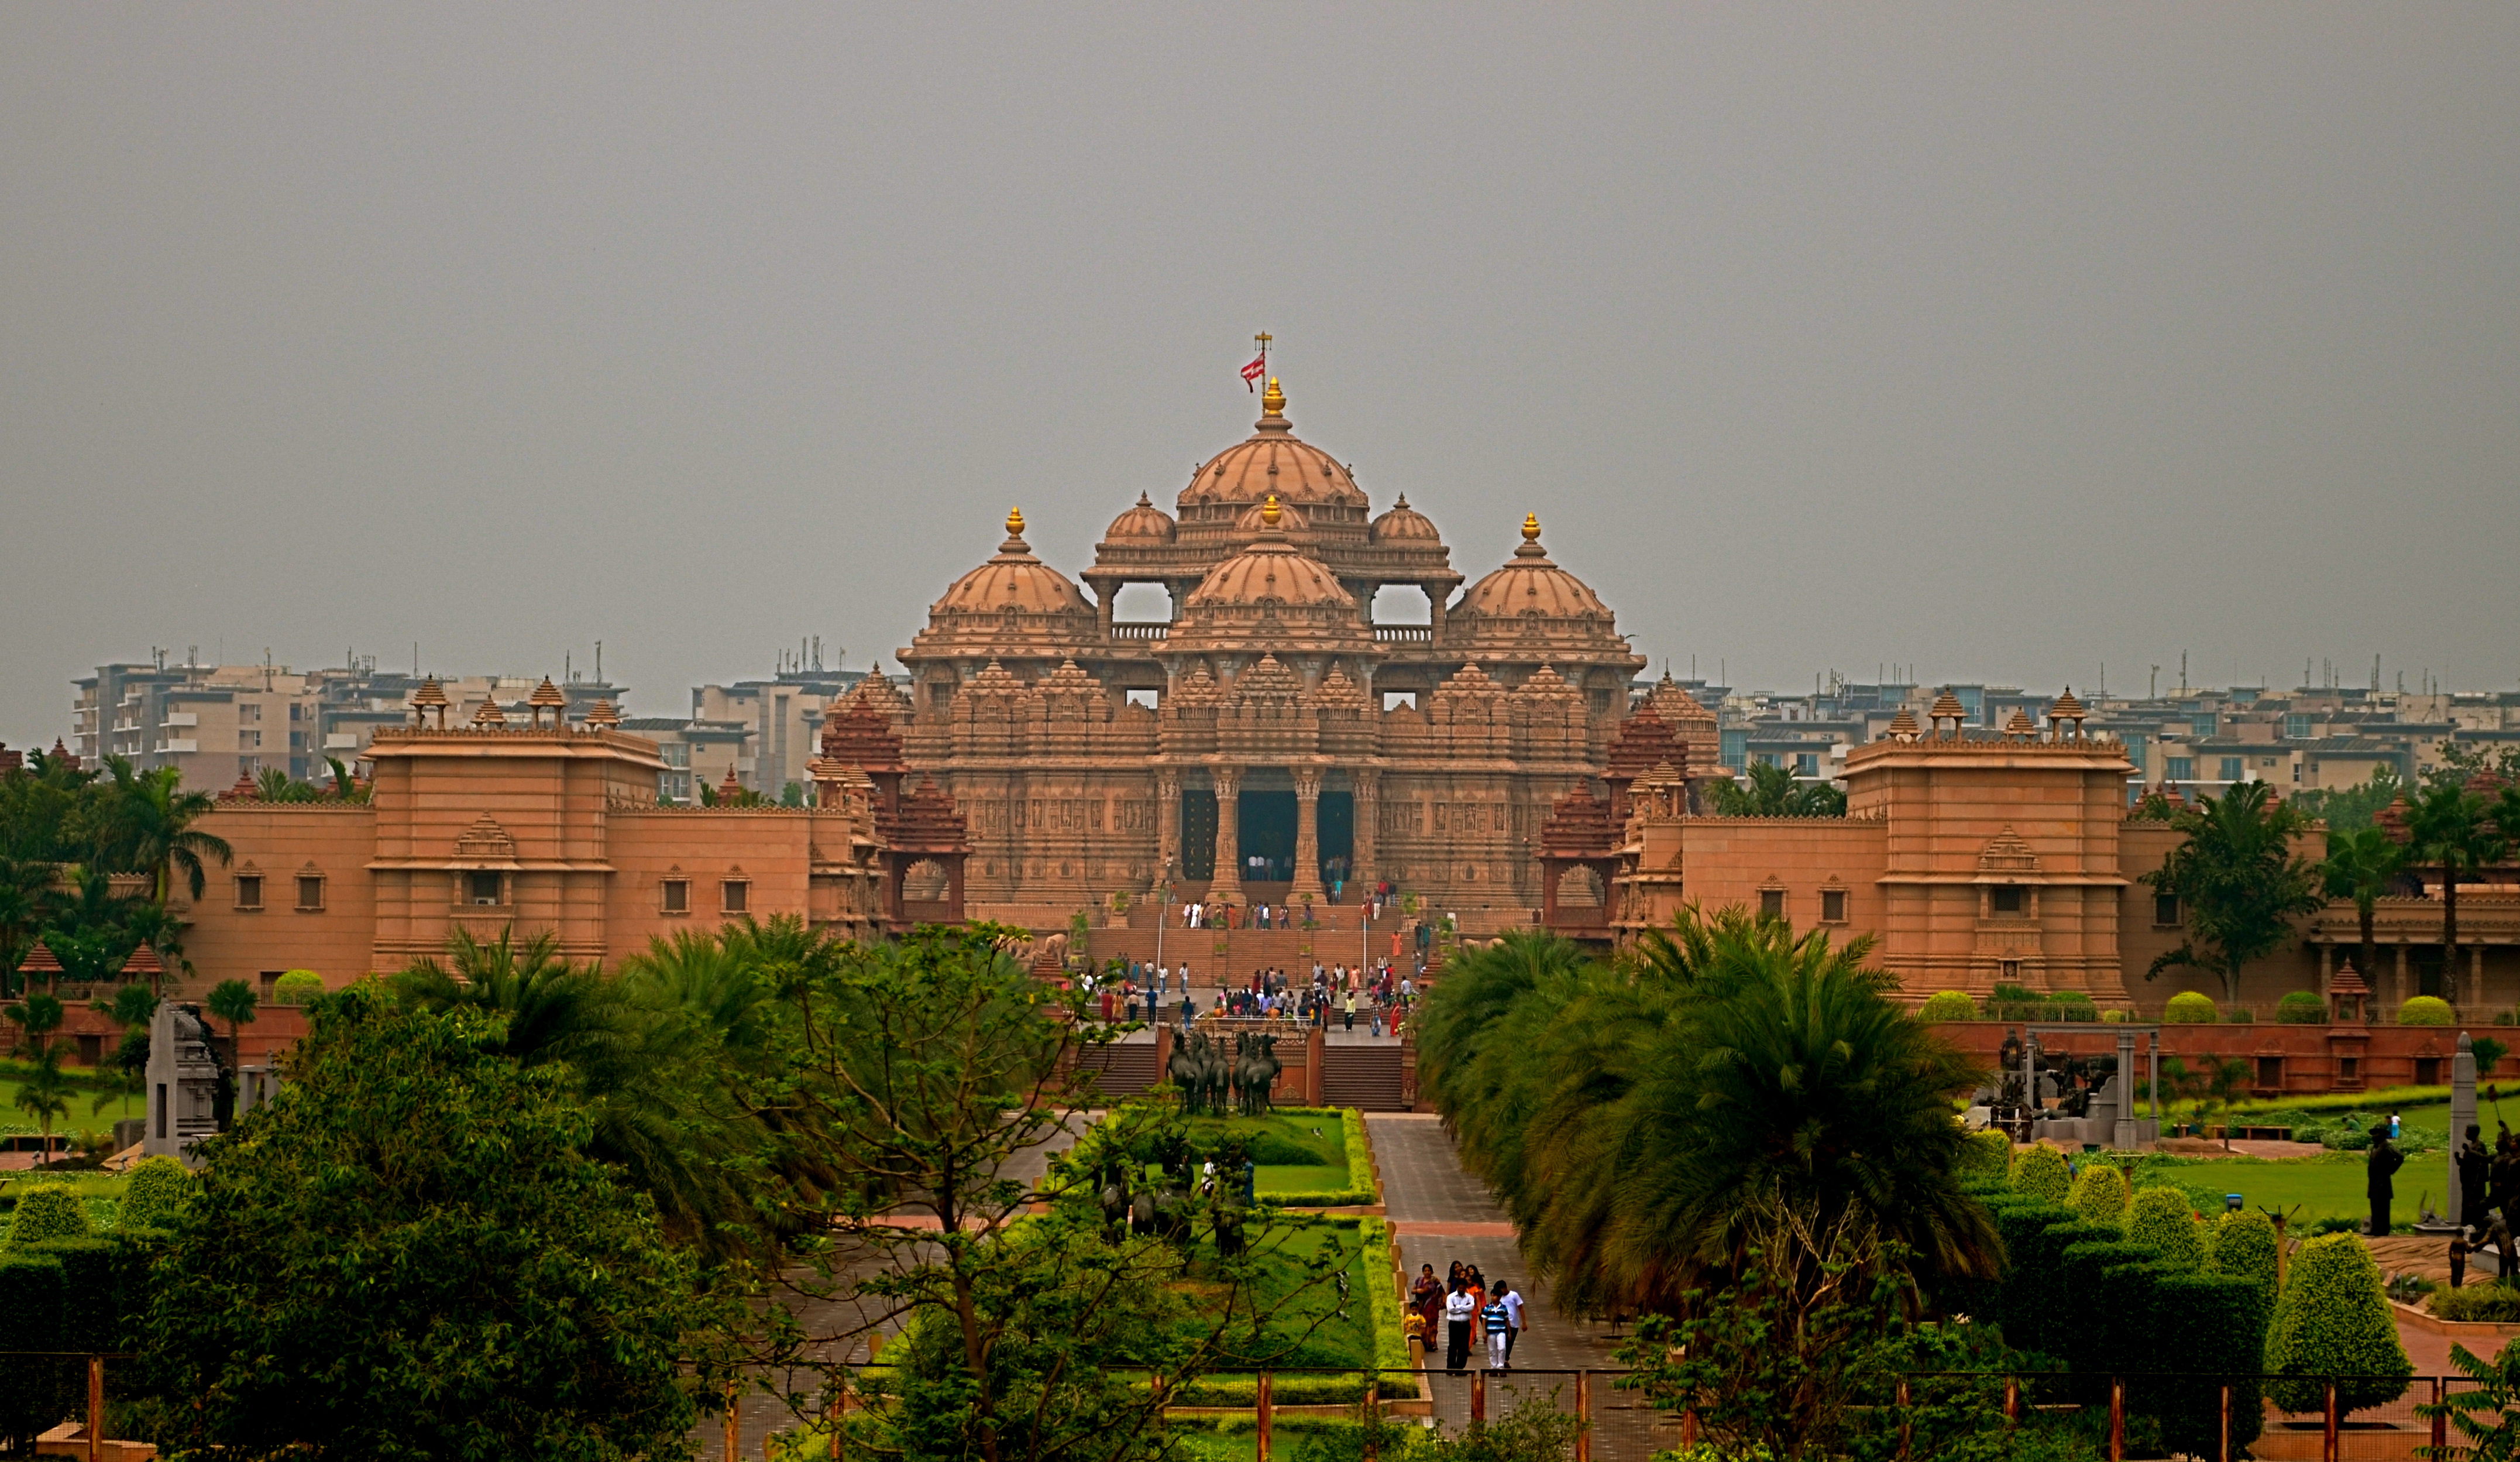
(2207, 1209), (2281, 1336)
(0, 1254), (68, 1453)
(20, 1237), (118, 1354)
(2398, 996), (2455, 1026)
(2012, 1144), (2072, 1204)
(1957, 1128), (2013, 1182)
(2069, 1164), (2130, 1225)
(6, 1186), (91, 1247)
(1985, 1203), (2078, 1357)
(2164, 991), (2220, 1024)
(2265, 1231), (2413, 1416)
(119, 1156), (194, 1231)
(2428, 1285), (2520, 1323)
(2153, 1272), (2268, 1454)
(1918, 990), (1976, 1021)
(2058, 1240), (2161, 1375)
(273, 969), (325, 1004)
(2124, 1186), (2208, 1271)
(2277, 991), (2328, 1024)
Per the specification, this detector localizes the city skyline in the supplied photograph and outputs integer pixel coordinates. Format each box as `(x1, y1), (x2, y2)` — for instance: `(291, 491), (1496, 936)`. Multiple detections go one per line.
(5, 8), (2515, 747)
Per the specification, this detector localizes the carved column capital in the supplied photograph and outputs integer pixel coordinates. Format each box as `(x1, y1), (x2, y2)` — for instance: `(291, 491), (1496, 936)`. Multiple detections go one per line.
(1292, 767), (1323, 801)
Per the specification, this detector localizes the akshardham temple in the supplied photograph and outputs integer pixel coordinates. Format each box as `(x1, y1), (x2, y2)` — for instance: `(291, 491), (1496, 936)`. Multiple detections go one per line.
(893, 375), (1676, 924)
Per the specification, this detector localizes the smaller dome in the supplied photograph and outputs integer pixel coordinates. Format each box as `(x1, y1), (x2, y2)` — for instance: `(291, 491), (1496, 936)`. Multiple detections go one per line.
(932, 510), (1092, 616)
(1454, 514), (1611, 620)
(1185, 536), (1354, 611)
(1370, 493), (1440, 544)
(1103, 492), (1176, 544)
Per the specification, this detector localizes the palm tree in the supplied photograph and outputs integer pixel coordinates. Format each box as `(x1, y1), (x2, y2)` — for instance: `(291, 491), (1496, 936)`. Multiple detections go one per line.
(2323, 825), (2409, 988)
(92, 759), (232, 903)
(0, 857), (53, 987)
(4, 991), (64, 1058)
(205, 977), (259, 1073)
(2142, 781), (2325, 1002)
(13, 1045), (72, 1162)
(2406, 780), (2510, 1007)
(390, 926), (613, 1069)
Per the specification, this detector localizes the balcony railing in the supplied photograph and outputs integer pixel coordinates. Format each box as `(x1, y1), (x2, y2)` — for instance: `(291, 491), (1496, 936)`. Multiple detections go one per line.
(1373, 624), (1434, 644)
(1109, 623), (1170, 641)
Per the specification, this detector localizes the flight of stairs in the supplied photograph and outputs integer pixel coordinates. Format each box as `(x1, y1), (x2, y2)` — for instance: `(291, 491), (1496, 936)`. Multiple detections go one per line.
(1319, 1044), (1408, 1111)
(1074, 1038), (1161, 1098)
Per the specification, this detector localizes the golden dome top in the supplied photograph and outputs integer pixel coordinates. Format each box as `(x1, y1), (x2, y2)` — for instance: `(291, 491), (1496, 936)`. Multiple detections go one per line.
(1006, 506), (1026, 537)
(1522, 513), (1542, 543)
(1261, 494), (1283, 528)
(1261, 376), (1286, 416)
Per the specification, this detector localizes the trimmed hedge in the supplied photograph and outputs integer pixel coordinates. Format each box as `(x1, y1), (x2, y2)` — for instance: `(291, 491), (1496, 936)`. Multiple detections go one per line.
(0, 1254), (68, 1453)
(5, 1185), (90, 1247)
(2277, 991), (2328, 1024)
(2011, 1144), (2072, 1203)
(2265, 1231), (2412, 1416)
(2429, 1285), (2520, 1323)
(2124, 1187), (2207, 1271)
(2398, 996), (2454, 1026)
(1261, 1108), (1380, 1207)
(2058, 1240), (2161, 1376)
(119, 1155), (194, 1231)
(273, 969), (326, 1004)
(1918, 990), (1977, 1021)
(2153, 1272), (2267, 1454)
(2164, 991), (2220, 1024)
(1956, 1128), (2012, 1182)
(2068, 1164), (2130, 1225)
(1986, 1203), (2079, 1356)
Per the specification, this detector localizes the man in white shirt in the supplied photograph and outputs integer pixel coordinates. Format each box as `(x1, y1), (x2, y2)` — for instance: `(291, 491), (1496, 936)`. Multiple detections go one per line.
(1442, 1282), (1478, 1374)
(1498, 1284), (1526, 1367)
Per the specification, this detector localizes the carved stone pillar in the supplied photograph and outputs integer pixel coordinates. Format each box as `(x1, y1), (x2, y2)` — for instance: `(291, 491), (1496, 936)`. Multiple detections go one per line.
(1352, 768), (1381, 895)
(1209, 766), (1243, 904)
(1292, 767), (1326, 904)
(1156, 771), (1182, 886)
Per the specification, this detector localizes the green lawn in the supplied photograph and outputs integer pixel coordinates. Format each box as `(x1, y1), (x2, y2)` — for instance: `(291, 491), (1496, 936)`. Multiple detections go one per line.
(1175, 1111), (1353, 1196)
(0, 1070), (140, 1140)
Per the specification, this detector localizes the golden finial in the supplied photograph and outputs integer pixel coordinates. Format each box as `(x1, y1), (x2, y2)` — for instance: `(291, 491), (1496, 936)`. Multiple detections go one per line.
(1261, 494), (1283, 528)
(1006, 506), (1025, 537)
(1521, 513), (1541, 543)
(1261, 376), (1286, 416)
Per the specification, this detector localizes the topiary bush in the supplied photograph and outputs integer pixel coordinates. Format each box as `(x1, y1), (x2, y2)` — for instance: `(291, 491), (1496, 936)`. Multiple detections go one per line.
(2011, 1144), (2072, 1204)
(119, 1156), (195, 1231)
(1986, 1206), (2096, 1360)
(2058, 1240), (2161, 1377)
(2124, 1186), (2207, 1271)
(2069, 1164), (2130, 1226)
(2164, 991), (2220, 1024)
(5, 1186), (91, 1247)
(2277, 991), (2328, 1024)
(2265, 1231), (2413, 1416)
(1918, 990), (1976, 1021)
(1957, 1128), (2013, 1182)
(2153, 1272), (2268, 1454)
(273, 969), (325, 1004)
(2208, 1208), (2281, 1337)
(2398, 996), (2455, 1026)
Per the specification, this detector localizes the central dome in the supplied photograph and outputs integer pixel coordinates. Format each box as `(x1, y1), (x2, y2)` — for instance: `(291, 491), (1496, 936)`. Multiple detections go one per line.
(1177, 379), (1368, 515)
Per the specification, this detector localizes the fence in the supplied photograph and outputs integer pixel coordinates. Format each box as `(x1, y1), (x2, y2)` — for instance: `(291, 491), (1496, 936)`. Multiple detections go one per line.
(734, 1365), (2491, 1462)
(0, 1351), (130, 1462)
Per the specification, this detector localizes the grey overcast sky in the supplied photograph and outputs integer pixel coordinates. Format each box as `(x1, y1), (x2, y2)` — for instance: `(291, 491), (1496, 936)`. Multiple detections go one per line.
(4, 5), (2516, 744)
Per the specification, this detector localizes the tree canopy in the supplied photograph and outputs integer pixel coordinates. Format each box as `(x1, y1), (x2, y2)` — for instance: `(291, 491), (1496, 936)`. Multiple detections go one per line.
(2142, 781), (2325, 1001)
(1707, 761), (1848, 818)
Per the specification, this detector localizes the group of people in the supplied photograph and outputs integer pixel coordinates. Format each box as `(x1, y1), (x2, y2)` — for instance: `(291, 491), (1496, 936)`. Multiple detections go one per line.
(1177, 886), (1408, 928)
(1209, 963), (1415, 1037)
(1408, 1262), (1525, 1372)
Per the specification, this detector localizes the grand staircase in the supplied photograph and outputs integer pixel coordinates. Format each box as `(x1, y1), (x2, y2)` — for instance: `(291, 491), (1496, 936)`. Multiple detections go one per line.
(1319, 1044), (1408, 1111)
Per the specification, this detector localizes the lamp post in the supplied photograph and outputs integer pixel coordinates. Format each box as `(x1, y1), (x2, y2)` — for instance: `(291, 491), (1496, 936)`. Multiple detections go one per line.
(1154, 856), (1177, 986)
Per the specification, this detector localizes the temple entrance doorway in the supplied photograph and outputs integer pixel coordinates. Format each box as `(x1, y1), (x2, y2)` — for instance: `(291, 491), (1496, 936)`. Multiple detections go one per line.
(1237, 791), (1298, 885)
(1318, 791), (1354, 894)
(1180, 791), (1217, 880)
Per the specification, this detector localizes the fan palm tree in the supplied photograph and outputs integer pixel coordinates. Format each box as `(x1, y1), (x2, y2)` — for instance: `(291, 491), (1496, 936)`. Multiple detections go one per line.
(205, 977), (259, 1073)
(2324, 825), (2410, 987)
(2406, 780), (2510, 1006)
(1708, 761), (1849, 818)
(91, 759), (232, 903)
(5, 991), (64, 1058)
(13, 1045), (73, 1162)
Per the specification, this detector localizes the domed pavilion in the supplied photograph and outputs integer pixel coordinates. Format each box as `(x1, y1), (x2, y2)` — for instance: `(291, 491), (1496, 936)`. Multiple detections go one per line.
(894, 376), (1651, 920)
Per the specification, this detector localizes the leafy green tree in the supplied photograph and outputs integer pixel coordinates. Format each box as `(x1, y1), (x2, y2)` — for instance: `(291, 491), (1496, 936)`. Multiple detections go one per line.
(2323, 824), (2409, 989)
(85, 757), (231, 902)
(2418, 1336), (2520, 1462)
(2292, 766), (2405, 833)
(2160, 1055), (2253, 1150)
(4, 991), (63, 1058)
(1708, 761), (1847, 818)
(761, 923), (1352, 1462)
(145, 990), (737, 1460)
(2408, 778), (2511, 1005)
(2142, 781), (2325, 1001)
